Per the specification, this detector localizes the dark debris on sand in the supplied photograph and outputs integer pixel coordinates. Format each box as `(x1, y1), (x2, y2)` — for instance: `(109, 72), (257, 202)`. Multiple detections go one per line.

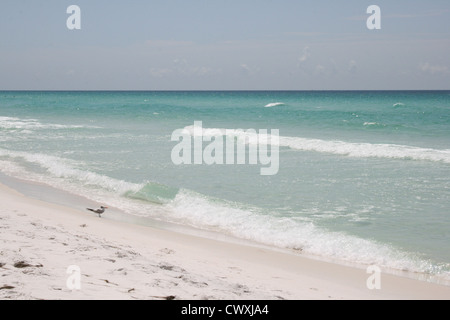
(13, 261), (43, 269)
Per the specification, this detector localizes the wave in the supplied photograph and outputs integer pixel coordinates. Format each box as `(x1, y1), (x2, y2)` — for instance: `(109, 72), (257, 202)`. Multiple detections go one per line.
(182, 124), (450, 164)
(0, 147), (447, 278)
(363, 122), (385, 127)
(0, 148), (140, 195)
(264, 102), (285, 108)
(278, 136), (450, 163)
(165, 189), (443, 276)
(0, 116), (96, 131)
(124, 182), (179, 205)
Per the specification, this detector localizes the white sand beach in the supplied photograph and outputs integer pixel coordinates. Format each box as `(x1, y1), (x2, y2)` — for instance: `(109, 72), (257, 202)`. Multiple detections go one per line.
(0, 182), (449, 300)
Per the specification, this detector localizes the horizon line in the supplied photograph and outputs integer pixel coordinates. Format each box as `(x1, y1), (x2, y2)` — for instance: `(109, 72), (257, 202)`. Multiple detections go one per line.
(1, 89), (450, 92)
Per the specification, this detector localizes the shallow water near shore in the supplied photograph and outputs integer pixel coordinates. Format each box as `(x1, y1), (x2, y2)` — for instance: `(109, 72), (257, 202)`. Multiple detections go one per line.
(1, 91), (449, 283)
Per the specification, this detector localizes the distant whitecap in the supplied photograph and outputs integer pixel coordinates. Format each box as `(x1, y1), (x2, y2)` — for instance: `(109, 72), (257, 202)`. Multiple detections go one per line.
(264, 102), (285, 108)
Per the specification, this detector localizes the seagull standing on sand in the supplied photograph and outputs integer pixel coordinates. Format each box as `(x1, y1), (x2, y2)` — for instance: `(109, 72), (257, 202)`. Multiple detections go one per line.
(86, 206), (108, 218)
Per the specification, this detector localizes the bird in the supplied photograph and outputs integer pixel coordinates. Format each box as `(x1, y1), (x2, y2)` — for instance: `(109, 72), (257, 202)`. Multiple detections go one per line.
(86, 206), (108, 218)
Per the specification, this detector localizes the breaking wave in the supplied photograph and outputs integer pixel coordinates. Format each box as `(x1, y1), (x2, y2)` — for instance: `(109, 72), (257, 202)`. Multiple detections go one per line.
(0, 146), (448, 280)
(264, 102), (285, 108)
(181, 124), (450, 164)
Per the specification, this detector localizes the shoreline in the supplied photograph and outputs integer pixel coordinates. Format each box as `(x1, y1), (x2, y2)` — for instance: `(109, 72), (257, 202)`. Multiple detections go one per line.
(0, 180), (449, 300)
(3, 172), (448, 287)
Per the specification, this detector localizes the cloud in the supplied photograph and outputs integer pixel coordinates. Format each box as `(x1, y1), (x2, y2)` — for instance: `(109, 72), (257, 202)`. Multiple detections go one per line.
(298, 46), (311, 64)
(149, 59), (216, 78)
(145, 40), (195, 47)
(419, 62), (449, 75)
(239, 64), (260, 76)
(196, 66), (214, 76)
(173, 58), (188, 67)
(330, 59), (339, 75)
(284, 32), (325, 37)
(240, 64), (251, 74)
(348, 60), (357, 74)
(314, 64), (326, 76)
(385, 9), (450, 19)
(173, 58), (189, 74)
(346, 9), (450, 21)
(296, 46), (312, 74)
(149, 68), (173, 78)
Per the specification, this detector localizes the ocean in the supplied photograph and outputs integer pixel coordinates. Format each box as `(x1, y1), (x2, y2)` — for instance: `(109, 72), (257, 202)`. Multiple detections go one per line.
(0, 91), (449, 283)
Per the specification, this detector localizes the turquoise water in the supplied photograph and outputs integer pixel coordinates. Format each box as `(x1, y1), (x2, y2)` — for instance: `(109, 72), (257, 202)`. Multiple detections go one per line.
(1, 91), (449, 281)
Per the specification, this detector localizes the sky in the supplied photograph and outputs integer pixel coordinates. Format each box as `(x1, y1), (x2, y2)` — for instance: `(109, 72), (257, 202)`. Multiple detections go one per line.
(0, 0), (449, 90)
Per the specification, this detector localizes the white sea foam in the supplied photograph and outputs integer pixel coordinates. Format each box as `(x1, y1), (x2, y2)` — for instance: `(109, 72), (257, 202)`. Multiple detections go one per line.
(182, 124), (260, 145)
(0, 148), (140, 195)
(0, 116), (95, 130)
(277, 136), (450, 163)
(264, 102), (285, 108)
(0, 147), (447, 279)
(363, 122), (382, 126)
(165, 189), (440, 275)
(182, 125), (450, 164)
